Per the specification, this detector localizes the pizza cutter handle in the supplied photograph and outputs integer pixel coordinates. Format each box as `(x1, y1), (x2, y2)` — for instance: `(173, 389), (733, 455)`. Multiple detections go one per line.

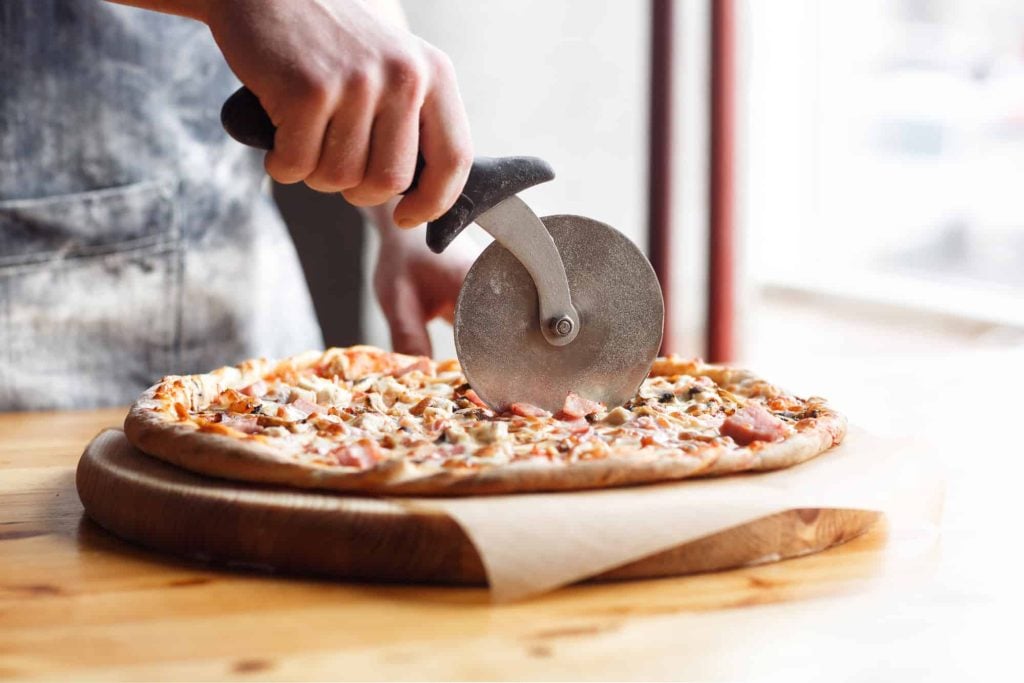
(221, 86), (555, 254)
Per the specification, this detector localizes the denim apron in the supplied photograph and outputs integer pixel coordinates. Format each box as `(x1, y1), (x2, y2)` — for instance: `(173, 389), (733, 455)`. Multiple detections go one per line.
(0, 1), (323, 410)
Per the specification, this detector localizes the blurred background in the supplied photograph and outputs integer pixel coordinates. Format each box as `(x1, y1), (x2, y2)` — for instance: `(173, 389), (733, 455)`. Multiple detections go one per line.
(742, 0), (1024, 374)
(280, 0), (1024, 374)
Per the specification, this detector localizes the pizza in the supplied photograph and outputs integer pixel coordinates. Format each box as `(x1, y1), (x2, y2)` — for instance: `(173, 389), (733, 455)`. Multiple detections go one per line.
(124, 345), (846, 495)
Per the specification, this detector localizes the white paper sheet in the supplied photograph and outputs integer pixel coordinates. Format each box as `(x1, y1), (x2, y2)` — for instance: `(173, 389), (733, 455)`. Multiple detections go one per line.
(398, 429), (943, 601)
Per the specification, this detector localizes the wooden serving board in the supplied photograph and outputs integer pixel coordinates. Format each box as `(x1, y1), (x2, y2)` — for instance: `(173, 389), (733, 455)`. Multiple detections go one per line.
(76, 430), (879, 585)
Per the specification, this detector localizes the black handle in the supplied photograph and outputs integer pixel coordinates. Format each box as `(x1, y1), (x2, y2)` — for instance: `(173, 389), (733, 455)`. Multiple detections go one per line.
(221, 86), (554, 253)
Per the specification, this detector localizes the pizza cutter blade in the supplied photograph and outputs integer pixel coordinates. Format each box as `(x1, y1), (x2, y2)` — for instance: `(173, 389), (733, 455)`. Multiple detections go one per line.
(220, 88), (665, 412)
(455, 210), (664, 413)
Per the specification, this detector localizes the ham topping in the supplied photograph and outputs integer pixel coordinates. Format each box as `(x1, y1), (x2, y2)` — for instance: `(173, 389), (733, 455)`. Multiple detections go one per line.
(563, 418), (592, 435)
(509, 402), (551, 418)
(332, 438), (384, 468)
(558, 392), (605, 420)
(290, 397), (323, 418)
(396, 358), (433, 377)
(464, 389), (489, 409)
(169, 347), (835, 473)
(720, 404), (785, 446)
(218, 413), (260, 434)
(240, 381), (267, 398)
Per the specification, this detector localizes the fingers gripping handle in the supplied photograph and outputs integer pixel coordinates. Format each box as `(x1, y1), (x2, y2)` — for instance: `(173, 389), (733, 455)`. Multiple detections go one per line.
(220, 86), (555, 253)
(219, 87), (429, 188)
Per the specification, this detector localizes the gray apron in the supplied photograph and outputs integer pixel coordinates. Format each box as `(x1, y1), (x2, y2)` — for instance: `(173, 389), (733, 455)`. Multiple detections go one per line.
(0, 1), (323, 410)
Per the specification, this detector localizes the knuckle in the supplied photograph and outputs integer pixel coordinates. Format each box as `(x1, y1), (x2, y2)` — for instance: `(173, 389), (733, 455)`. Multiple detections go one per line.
(383, 53), (421, 82)
(343, 66), (377, 98)
(383, 53), (427, 98)
(292, 69), (333, 108)
(425, 46), (456, 80)
(439, 141), (473, 175)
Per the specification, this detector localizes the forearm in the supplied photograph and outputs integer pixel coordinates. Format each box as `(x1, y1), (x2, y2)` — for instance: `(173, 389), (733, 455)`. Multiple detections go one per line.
(107, 0), (467, 229)
(104, 0), (210, 22)
(105, 0), (407, 26)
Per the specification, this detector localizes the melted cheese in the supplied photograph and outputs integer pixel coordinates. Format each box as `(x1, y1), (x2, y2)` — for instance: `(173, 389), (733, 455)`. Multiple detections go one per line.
(192, 361), (802, 471)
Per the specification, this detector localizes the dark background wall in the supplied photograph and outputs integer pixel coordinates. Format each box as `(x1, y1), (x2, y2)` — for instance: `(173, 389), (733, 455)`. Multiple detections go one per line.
(273, 183), (367, 347)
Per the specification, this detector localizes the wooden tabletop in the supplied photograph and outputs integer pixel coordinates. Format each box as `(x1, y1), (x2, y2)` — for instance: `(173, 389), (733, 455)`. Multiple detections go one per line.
(1, 350), (1020, 681)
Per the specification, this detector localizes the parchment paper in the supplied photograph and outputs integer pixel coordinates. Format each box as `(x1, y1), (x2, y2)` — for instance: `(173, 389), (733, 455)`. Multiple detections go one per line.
(398, 429), (943, 601)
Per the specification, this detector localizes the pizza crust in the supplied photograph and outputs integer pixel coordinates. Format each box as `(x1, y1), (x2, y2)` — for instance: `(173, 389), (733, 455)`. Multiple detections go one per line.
(124, 347), (846, 496)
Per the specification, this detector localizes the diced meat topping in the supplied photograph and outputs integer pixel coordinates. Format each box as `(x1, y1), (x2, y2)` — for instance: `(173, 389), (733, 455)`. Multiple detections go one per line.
(396, 358), (433, 377)
(170, 347), (834, 474)
(290, 397), (322, 417)
(720, 404), (785, 446)
(240, 381), (267, 398)
(464, 389), (489, 409)
(558, 392), (605, 420)
(219, 413), (260, 434)
(561, 418), (592, 435)
(332, 439), (383, 467)
(509, 402), (551, 418)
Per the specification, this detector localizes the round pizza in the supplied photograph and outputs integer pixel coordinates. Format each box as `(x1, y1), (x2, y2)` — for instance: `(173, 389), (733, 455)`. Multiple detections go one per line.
(124, 345), (846, 496)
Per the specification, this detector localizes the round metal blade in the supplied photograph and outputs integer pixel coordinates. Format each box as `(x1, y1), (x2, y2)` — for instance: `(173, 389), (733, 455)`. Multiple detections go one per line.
(454, 214), (664, 413)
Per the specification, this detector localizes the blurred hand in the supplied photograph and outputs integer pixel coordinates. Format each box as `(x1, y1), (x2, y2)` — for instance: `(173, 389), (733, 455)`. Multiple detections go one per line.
(203, 0), (472, 227)
(371, 212), (474, 357)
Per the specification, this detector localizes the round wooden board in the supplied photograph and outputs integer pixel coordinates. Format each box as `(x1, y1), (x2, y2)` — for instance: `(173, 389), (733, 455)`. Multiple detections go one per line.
(76, 430), (879, 585)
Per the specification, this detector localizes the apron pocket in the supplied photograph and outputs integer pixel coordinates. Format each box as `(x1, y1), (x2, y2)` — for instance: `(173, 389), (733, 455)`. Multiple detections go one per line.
(0, 180), (181, 410)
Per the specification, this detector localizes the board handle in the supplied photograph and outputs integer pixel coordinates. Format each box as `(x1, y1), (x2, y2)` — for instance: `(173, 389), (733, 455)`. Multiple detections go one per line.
(221, 86), (554, 253)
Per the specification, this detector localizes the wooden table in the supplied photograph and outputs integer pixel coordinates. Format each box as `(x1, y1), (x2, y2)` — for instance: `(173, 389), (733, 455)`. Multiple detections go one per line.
(1, 350), (1020, 681)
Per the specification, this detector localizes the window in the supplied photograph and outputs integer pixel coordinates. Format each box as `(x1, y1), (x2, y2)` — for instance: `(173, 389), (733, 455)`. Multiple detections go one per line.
(744, 0), (1024, 328)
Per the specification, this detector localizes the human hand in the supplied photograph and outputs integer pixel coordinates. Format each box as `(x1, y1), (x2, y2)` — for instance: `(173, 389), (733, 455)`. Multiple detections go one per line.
(370, 208), (475, 357)
(203, 0), (472, 227)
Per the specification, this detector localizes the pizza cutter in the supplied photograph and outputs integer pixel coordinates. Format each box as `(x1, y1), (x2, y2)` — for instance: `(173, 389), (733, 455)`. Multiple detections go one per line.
(222, 87), (664, 413)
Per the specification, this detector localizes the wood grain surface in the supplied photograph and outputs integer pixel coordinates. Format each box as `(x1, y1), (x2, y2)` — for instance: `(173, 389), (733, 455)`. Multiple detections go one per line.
(76, 430), (879, 586)
(6, 349), (1011, 683)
